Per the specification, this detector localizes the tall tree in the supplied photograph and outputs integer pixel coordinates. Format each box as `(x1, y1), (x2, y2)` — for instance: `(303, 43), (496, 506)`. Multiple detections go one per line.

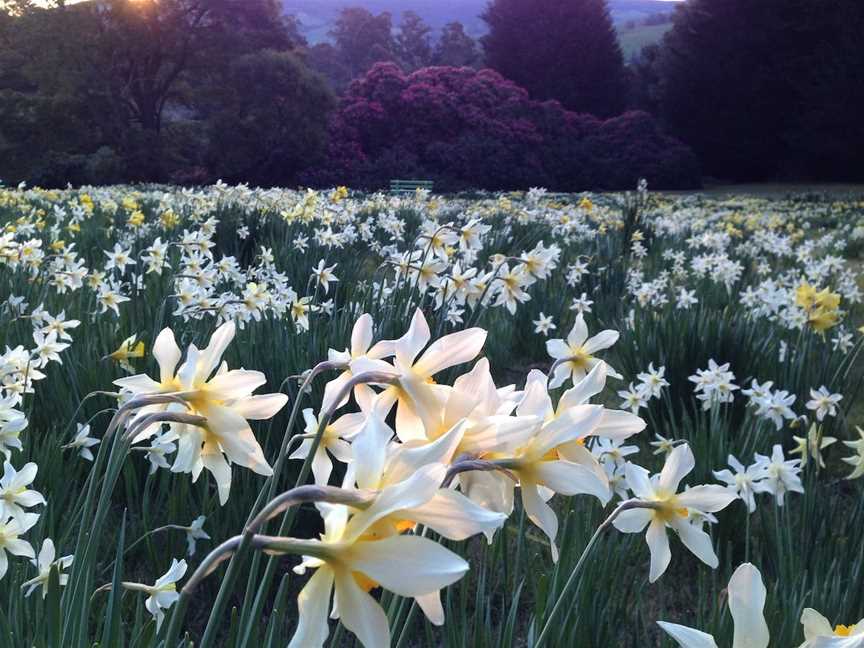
(395, 11), (432, 71)
(652, 0), (864, 180)
(204, 49), (334, 186)
(0, 3), (119, 185)
(88, 0), (293, 178)
(481, 0), (628, 117)
(329, 7), (395, 80)
(0, 0), (329, 186)
(89, 0), (291, 135)
(432, 22), (480, 68)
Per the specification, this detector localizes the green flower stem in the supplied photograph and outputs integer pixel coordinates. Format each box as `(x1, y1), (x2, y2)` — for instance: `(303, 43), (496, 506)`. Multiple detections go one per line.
(534, 499), (659, 648)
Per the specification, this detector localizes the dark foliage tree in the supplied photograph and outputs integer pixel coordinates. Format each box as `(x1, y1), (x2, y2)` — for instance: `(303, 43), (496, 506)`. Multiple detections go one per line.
(432, 22), (481, 68)
(305, 42), (352, 93)
(651, 0), (864, 180)
(628, 43), (661, 115)
(0, 3), (119, 186)
(204, 50), (334, 186)
(90, 0), (291, 135)
(481, 0), (628, 117)
(307, 63), (698, 192)
(0, 0), (331, 186)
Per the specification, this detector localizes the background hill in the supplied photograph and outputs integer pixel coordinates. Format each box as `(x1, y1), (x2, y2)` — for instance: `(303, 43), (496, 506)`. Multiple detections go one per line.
(283, 0), (679, 48)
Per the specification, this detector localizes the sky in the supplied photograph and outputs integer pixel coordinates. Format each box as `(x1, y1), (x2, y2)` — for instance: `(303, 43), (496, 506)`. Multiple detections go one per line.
(33, 0), (684, 6)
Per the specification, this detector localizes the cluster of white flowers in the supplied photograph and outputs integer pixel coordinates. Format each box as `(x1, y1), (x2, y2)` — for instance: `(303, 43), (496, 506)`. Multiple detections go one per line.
(713, 446), (804, 512)
(618, 363), (669, 414)
(689, 360), (740, 409)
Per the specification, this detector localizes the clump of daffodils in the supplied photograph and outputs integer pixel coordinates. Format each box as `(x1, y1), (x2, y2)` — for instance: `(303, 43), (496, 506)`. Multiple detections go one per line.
(169, 309), (766, 648)
(113, 321), (289, 504)
(796, 281), (842, 333)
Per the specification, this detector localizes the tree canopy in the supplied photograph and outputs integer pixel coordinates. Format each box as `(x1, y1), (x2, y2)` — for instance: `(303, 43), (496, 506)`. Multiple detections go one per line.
(648, 0), (864, 180)
(481, 0), (628, 117)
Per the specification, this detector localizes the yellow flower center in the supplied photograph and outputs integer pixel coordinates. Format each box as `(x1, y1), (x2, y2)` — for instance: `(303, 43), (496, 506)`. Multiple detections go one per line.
(2, 487), (24, 502)
(835, 624), (854, 636)
(353, 571), (380, 592)
(650, 491), (689, 523)
(567, 346), (592, 370)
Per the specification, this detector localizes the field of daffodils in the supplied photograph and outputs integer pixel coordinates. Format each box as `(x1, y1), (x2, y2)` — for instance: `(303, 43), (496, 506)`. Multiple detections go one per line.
(1, 183), (863, 647)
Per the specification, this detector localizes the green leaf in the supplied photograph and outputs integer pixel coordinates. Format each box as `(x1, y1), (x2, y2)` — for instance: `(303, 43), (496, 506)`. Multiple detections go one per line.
(102, 511), (127, 648)
(46, 564), (62, 648)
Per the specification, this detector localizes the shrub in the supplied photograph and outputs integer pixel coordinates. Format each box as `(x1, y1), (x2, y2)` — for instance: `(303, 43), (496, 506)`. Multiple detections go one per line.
(309, 63), (700, 192)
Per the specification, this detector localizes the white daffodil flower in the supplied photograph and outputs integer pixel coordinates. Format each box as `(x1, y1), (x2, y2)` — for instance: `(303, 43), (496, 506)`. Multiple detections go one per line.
(289, 408), (358, 487)
(658, 562), (770, 648)
(752, 444), (804, 507)
(185, 516), (210, 557)
(805, 386), (843, 422)
(62, 423), (100, 461)
(713, 454), (770, 514)
(321, 313), (395, 411)
(0, 512), (37, 580)
(0, 461), (45, 523)
(286, 465), (469, 648)
(114, 322), (288, 504)
(799, 608), (864, 647)
(22, 538), (73, 598)
(545, 313), (621, 389)
(613, 444), (736, 582)
(350, 308), (487, 442)
(350, 420), (508, 548)
(124, 558), (187, 632)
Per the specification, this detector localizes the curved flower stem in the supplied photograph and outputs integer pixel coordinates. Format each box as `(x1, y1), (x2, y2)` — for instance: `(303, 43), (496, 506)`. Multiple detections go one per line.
(59, 390), (119, 441)
(182, 535), (245, 595)
(99, 525), (187, 577)
(245, 485), (375, 535)
(165, 485), (372, 645)
(183, 360), (340, 646)
(403, 224), (456, 318)
(442, 457), (518, 488)
(100, 393), (191, 447)
(265, 361), (347, 498)
(120, 411), (206, 445)
(193, 371), (396, 648)
(234, 372), (398, 646)
(533, 499), (659, 648)
(63, 402), (203, 643)
(465, 261), (507, 329)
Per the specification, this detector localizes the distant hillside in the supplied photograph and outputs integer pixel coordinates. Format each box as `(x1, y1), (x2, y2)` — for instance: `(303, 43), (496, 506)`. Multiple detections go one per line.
(284, 0), (680, 44)
(619, 22), (672, 58)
